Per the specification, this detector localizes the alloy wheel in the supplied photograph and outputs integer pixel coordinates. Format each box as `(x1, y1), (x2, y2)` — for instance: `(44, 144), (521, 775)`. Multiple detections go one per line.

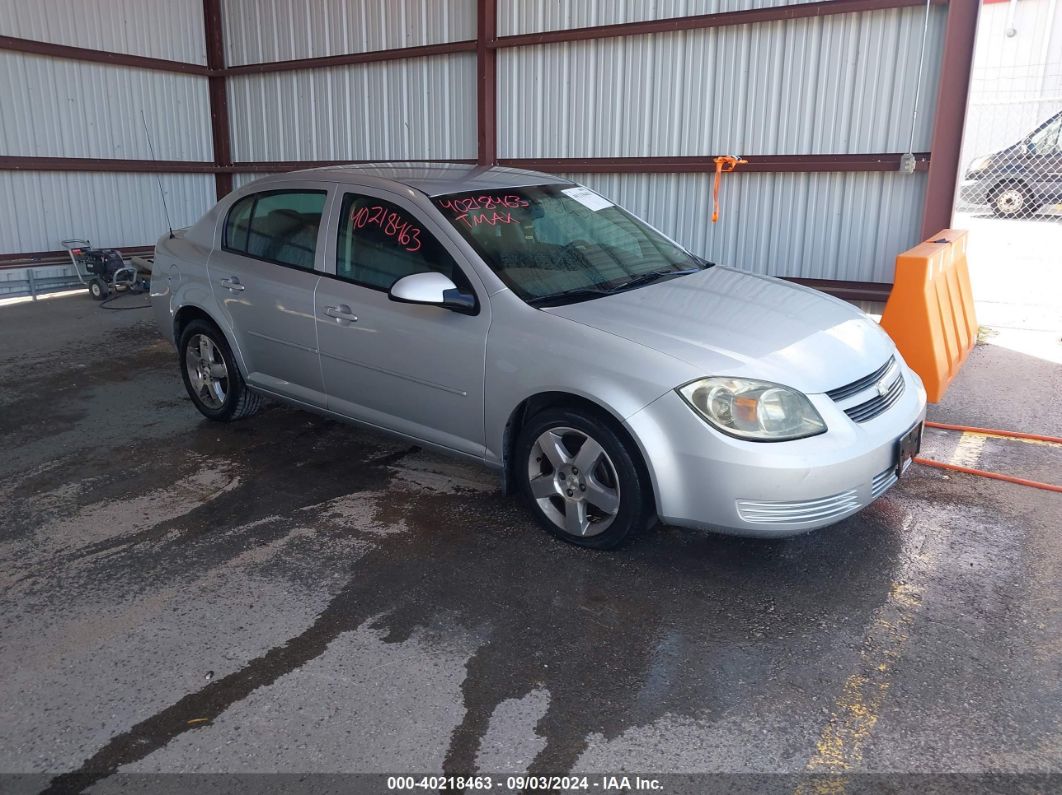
(185, 333), (229, 410)
(527, 426), (621, 537)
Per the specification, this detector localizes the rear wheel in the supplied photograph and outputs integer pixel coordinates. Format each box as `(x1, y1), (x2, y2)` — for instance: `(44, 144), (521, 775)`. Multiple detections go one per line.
(178, 319), (261, 422)
(515, 407), (654, 549)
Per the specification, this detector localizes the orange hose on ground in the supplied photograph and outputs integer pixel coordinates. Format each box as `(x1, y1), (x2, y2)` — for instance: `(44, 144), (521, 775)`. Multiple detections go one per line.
(924, 421), (1062, 446)
(914, 457), (1062, 494)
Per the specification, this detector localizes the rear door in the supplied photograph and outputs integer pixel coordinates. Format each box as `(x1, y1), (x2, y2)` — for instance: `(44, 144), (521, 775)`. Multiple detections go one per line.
(314, 187), (491, 457)
(209, 186), (331, 407)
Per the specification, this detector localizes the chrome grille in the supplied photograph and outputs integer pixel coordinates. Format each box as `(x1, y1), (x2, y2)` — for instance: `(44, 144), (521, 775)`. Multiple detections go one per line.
(844, 374), (906, 423)
(826, 357), (895, 401)
(736, 489), (862, 525)
(825, 355), (905, 424)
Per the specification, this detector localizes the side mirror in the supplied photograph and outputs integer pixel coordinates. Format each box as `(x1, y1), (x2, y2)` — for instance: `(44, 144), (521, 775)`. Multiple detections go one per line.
(388, 272), (476, 314)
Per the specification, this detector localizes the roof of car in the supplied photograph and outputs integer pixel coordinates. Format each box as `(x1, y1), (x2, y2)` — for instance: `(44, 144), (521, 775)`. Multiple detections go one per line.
(256, 162), (574, 197)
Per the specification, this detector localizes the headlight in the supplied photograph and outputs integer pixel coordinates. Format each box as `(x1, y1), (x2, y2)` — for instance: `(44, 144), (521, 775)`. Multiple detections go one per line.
(677, 377), (827, 441)
(966, 156), (991, 174)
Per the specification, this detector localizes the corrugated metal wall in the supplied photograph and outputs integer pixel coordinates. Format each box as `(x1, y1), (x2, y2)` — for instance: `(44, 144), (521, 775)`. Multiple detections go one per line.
(222, 0), (478, 164)
(232, 173), (281, 191)
(222, 0), (476, 65)
(499, 0), (821, 36)
(1, 0), (951, 286)
(0, 0), (207, 64)
(499, 9), (944, 157)
(0, 171), (214, 257)
(0, 0), (212, 255)
(567, 170), (926, 283)
(228, 55), (477, 162)
(0, 53), (212, 161)
(500, 3), (945, 283)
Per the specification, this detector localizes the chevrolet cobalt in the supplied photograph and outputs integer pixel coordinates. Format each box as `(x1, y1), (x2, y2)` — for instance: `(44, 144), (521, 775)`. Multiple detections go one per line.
(151, 164), (926, 548)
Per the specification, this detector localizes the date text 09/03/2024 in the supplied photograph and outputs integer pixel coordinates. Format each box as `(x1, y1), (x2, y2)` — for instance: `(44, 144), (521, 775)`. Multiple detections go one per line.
(386, 775), (663, 791)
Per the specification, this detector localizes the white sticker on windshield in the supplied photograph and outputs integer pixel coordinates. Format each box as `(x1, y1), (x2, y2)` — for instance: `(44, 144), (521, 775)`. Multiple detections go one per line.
(561, 186), (613, 212)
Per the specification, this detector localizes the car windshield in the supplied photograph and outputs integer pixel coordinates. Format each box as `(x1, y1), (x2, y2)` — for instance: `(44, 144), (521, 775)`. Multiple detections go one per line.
(431, 184), (710, 306)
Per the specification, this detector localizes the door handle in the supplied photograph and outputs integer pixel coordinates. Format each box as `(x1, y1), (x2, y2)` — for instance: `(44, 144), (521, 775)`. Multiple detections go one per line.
(324, 304), (358, 322)
(219, 277), (246, 292)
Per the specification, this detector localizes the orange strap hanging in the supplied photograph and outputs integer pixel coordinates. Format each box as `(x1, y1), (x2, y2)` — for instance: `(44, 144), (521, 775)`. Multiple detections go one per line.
(712, 155), (748, 223)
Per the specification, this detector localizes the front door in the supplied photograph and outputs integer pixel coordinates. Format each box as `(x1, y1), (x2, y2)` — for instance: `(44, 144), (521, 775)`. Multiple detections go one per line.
(209, 186), (330, 407)
(314, 188), (491, 457)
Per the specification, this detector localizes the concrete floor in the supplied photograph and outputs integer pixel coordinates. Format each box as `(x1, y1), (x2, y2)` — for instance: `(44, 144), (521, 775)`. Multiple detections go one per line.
(954, 209), (1062, 366)
(0, 292), (1059, 793)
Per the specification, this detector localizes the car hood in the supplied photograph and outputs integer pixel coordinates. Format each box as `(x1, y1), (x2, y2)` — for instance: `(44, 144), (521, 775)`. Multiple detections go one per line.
(543, 266), (896, 395)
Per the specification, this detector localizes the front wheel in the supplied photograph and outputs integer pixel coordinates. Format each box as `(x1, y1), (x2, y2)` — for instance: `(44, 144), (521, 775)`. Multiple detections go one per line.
(992, 184), (1031, 218)
(178, 319), (261, 422)
(88, 278), (109, 300)
(515, 407), (655, 549)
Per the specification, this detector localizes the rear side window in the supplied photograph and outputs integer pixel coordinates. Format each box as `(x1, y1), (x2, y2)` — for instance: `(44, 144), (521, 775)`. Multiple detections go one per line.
(335, 193), (465, 291)
(223, 190), (327, 270)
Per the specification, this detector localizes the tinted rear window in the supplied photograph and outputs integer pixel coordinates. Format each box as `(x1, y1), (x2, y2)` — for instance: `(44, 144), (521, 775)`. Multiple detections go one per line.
(224, 190), (327, 270)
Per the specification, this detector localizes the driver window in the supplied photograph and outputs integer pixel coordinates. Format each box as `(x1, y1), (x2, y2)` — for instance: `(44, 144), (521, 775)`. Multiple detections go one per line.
(336, 194), (462, 291)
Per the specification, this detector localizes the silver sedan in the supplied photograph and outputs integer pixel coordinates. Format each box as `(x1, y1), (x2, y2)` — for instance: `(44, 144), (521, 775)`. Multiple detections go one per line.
(151, 164), (926, 549)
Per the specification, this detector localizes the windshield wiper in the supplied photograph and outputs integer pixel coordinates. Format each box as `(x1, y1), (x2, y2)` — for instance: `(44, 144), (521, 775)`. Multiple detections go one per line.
(613, 267), (703, 292)
(527, 259), (716, 308)
(527, 286), (615, 308)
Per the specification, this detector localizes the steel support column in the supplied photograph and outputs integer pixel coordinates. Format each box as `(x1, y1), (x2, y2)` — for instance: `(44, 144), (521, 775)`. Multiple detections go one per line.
(203, 0), (232, 199)
(477, 0), (498, 166)
(921, 0), (980, 238)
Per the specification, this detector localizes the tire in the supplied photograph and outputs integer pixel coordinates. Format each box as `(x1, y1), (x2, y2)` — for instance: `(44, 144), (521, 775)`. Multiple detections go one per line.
(515, 406), (655, 549)
(178, 319), (262, 422)
(88, 278), (109, 300)
(991, 183), (1030, 218)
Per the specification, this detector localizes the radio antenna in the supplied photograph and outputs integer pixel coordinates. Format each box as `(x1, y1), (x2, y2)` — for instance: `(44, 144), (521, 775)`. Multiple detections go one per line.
(140, 109), (174, 238)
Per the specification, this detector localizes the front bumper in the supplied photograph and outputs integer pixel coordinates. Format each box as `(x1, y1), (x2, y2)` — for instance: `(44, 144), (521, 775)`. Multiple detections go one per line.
(624, 364), (927, 538)
(959, 178), (991, 205)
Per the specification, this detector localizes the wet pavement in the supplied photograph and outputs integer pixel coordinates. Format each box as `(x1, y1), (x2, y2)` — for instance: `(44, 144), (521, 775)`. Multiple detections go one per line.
(0, 294), (1059, 793)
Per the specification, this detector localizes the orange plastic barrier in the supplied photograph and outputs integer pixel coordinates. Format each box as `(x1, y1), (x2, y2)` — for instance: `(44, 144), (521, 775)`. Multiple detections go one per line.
(879, 230), (977, 403)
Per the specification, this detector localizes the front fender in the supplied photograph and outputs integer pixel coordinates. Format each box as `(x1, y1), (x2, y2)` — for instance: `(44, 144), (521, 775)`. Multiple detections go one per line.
(482, 301), (697, 469)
